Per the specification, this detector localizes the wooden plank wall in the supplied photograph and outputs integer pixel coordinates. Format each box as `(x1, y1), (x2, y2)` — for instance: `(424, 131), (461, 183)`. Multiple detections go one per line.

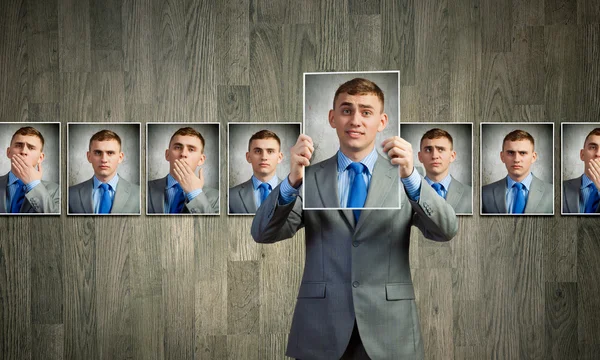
(1, 0), (599, 359)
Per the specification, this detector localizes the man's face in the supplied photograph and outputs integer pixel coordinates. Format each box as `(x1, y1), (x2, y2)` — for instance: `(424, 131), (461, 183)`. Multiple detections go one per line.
(328, 93), (388, 157)
(86, 140), (124, 180)
(6, 134), (45, 167)
(246, 138), (283, 178)
(165, 134), (206, 172)
(500, 139), (537, 181)
(418, 137), (456, 178)
(580, 134), (600, 171)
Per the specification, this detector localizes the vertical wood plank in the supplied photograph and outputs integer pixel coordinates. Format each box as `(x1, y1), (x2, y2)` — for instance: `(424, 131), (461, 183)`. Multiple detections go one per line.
(545, 282), (577, 360)
(316, 0), (349, 71)
(32, 324), (63, 360)
(59, 0), (91, 72)
(250, 24), (283, 122)
(216, 0), (249, 85)
(381, 0), (415, 84)
(227, 260), (259, 334)
(349, 15), (382, 71)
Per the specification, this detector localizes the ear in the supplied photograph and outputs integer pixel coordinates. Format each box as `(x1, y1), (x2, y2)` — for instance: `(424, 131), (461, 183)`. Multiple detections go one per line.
(245, 151), (251, 163)
(500, 151), (506, 164)
(196, 153), (206, 167)
(6, 147), (10, 159)
(165, 149), (169, 162)
(580, 149), (585, 162)
(449, 150), (456, 163)
(328, 109), (336, 128)
(87, 151), (92, 163)
(531, 151), (537, 163)
(277, 151), (283, 163)
(38, 152), (45, 165)
(117, 152), (124, 164)
(417, 151), (423, 163)
(377, 113), (389, 132)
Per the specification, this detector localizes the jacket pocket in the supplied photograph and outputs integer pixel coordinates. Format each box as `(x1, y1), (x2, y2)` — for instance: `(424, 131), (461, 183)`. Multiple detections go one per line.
(386, 283), (415, 300)
(297, 282), (326, 298)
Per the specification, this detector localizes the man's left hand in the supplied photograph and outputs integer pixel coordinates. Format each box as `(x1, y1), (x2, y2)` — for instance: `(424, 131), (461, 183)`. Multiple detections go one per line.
(173, 159), (204, 194)
(588, 158), (600, 191)
(11, 154), (43, 184)
(382, 136), (414, 178)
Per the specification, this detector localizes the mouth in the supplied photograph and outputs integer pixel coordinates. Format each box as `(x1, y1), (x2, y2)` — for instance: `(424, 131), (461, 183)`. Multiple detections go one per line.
(346, 130), (363, 139)
(100, 165), (110, 169)
(512, 165), (522, 169)
(259, 163), (270, 167)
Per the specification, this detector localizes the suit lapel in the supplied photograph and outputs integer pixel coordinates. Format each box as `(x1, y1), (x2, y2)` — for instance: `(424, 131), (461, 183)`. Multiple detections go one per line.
(0, 174), (8, 212)
(525, 175), (544, 213)
(445, 176), (464, 209)
(80, 178), (94, 213)
(493, 180), (507, 213)
(564, 177), (581, 213)
(112, 177), (131, 213)
(240, 179), (257, 213)
(355, 156), (396, 232)
(314, 155), (354, 228)
(150, 177), (167, 213)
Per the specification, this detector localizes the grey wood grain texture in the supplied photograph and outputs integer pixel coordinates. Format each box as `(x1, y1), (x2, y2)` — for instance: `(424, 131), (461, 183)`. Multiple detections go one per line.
(1, 0), (600, 359)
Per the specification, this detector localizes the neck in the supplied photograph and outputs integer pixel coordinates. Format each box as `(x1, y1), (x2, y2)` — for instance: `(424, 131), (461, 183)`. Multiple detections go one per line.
(254, 172), (275, 183)
(339, 144), (375, 162)
(96, 173), (116, 183)
(426, 171), (449, 183)
(508, 171), (530, 183)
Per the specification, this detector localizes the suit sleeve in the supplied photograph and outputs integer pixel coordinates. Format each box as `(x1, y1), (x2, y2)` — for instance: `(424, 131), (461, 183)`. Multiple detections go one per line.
(408, 178), (458, 242)
(184, 187), (219, 214)
(25, 181), (60, 213)
(251, 183), (304, 244)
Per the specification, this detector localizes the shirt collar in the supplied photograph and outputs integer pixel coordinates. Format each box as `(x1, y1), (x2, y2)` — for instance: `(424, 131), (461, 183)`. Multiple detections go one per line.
(506, 172), (533, 190)
(337, 148), (378, 175)
(251, 174), (278, 190)
(581, 174), (595, 189)
(166, 174), (179, 189)
(93, 174), (119, 190)
(425, 174), (452, 190)
(7, 171), (21, 186)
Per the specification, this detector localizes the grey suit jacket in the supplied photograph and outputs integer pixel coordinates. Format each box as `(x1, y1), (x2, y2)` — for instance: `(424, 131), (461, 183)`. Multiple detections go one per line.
(147, 175), (219, 214)
(251, 154), (458, 360)
(0, 173), (60, 214)
(68, 176), (140, 214)
(481, 174), (553, 214)
(563, 176), (600, 213)
(446, 176), (473, 214)
(229, 177), (281, 214)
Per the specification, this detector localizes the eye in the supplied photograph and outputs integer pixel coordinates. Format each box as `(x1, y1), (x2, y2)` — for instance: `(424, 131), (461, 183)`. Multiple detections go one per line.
(95, 150), (101, 155)
(268, 149), (274, 154)
(189, 147), (195, 152)
(362, 111), (372, 116)
(342, 109), (351, 115)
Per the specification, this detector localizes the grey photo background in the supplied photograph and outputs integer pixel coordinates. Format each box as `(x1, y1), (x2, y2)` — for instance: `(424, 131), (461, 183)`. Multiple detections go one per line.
(68, 123), (140, 186)
(481, 123), (553, 185)
(304, 72), (399, 164)
(147, 123), (219, 189)
(0, 123), (60, 183)
(228, 123), (300, 187)
(401, 123), (472, 186)
(1, 1), (600, 360)
(563, 123), (600, 180)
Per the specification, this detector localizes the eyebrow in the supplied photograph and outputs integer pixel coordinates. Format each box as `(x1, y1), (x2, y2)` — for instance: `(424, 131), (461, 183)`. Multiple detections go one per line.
(587, 142), (599, 147)
(339, 102), (375, 109)
(14, 141), (37, 148)
(253, 147), (277, 151)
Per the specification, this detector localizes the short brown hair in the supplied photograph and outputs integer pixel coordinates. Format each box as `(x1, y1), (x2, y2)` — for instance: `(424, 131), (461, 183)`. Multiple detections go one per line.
(583, 128), (600, 146)
(89, 129), (122, 149)
(11, 126), (45, 150)
(502, 129), (534, 150)
(248, 130), (281, 151)
(333, 78), (385, 110)
(169, 127), (205, 152)
(420, 128), (454, 150)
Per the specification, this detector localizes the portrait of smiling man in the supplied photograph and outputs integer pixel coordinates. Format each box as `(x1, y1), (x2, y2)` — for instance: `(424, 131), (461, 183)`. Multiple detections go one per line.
(1, 125), (60, 214)
(147, 126), (219, 214)
(481, 126), (553, 215)
(68, 127), (141, 215)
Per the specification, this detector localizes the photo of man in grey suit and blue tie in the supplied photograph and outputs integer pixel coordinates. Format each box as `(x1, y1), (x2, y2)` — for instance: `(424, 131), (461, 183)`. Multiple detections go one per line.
(68, 129), (140, 215)
(252, 77), (458, 359)
(1, 126), (60, 214)
(481, 128), (553, 215)
(563, 127), (600, 214)
(229, 129), (283, 214)
(147, 127), (219, 214)
(417, 128), (473, 215)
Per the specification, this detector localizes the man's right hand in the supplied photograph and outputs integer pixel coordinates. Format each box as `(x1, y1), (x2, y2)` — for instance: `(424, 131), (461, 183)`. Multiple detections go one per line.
(588, 158), (600, 191)
(288, 134), (314, 188)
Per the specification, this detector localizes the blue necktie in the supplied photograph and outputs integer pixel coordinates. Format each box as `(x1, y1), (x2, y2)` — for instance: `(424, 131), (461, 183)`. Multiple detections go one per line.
(258, 182), (271, 206)
(348, 162), (367, 222)
(585, 183), (600, 213)
(431, 183), (444, 198)
(10, 179), (25, 213)
(98, 183), (113, 214)
(512, 182), (526, 214)
(169, 183), (185, 214)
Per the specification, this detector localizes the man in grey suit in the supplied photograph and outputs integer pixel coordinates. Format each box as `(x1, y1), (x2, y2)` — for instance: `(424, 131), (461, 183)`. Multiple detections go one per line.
(68, 129), (140, 214)
(417, 128), (472, 214)
(229, 129), (283, 214)
(1, 126), (59, 214)
(482, 129), (553, 214)
(252, 78), (458, 360)
(147, 127), (219, 214)
(563, 127), (600, 214)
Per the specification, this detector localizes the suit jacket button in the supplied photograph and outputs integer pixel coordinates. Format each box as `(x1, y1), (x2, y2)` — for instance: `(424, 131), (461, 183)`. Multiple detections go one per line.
(352, 241), (360, 247)
(352, 281), (360, 288)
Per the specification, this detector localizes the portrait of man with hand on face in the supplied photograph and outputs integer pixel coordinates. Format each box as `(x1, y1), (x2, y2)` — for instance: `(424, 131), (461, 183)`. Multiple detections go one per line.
(252, 75), (458, 360)
(1, 125), (60, 214)
(147, 126), (219, 215)
(563, 126), (600, 214)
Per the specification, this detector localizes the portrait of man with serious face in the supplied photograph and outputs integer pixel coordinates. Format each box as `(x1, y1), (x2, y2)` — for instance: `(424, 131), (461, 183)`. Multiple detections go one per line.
(563, 127), (600, 214)
(229, 129), (284, 214)
(482, 128), (553, 214)
(251, 74), (457, 359)
(147, 126), (219, 214)
(1, 125), (60, 214)
(417, 127), (473, 214)
(68, 129), (140, 215)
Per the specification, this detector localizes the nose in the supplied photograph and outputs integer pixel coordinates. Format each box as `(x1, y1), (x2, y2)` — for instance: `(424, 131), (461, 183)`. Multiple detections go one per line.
(350, 112), (362, 126)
